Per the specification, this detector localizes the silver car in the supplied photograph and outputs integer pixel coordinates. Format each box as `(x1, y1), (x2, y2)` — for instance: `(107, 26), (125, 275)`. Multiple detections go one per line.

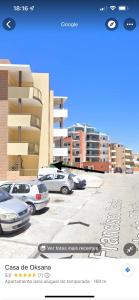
(39, 173), (74, 194)
(0, 189), (30, 235)
(0, 180), (50, 215)
(125, 168), (134, 174)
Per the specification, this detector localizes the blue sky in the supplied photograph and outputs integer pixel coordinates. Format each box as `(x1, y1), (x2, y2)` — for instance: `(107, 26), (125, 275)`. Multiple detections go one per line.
(0, 0), (139, 151)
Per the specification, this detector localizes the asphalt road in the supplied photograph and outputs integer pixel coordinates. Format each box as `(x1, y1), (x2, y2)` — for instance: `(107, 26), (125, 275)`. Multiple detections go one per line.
(0, 173), (139, 259)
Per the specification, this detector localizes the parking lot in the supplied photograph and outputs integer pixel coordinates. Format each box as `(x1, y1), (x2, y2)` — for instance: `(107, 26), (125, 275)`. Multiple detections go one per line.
(0, 173), (139, 259)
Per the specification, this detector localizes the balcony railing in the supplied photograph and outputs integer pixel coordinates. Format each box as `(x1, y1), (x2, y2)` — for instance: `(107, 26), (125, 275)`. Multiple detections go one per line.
(53, 109), (68, 119)
(86, 128), (97, 133)
(86, 145), (99, 149)
(33, 87), (42, 101)
(86, 154), (99, 157)
(8, 86), (42, 104)
(53, 147), (68, 157)
(53, 128), (68, 137)
(72, 152), (80, 156)
(86, 136), (99, 141)
(31, 115), (41, 129)
(8, 114), (41, 129)
(72, 145), (80, 149)
(7, 142), (39, 155)
(28, 143), (39, 155)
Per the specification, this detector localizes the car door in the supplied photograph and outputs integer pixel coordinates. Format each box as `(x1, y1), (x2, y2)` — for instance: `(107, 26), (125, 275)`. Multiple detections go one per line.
(54, 174), (65, 191)
(41, 174), (55, 191)
(10, 184), (30, 203)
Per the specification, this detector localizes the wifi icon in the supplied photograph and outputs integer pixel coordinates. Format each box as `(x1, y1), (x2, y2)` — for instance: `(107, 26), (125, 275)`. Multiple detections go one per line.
(110, 6), (116, 11)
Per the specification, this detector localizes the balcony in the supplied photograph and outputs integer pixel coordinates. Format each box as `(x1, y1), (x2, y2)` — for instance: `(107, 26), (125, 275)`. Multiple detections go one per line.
(53, 109), (68, 119)
(72, 136), (80, 141)
(8, 114), (41, 129)
(72, 152), (80, 157)
(86, 136), (99, 141)
(86, 146), (99, 149)
(53, 128), (68, 137)
(54, 96), (68, 106)
(86, 128), (96, 133)
(8, 86), (42, 105)
(86, 155), (99, 157)
(7, 143), (39, 155)
(72, 145), (80, 149)
(53, 148), (68, 157)
(125, 152), (132, 156)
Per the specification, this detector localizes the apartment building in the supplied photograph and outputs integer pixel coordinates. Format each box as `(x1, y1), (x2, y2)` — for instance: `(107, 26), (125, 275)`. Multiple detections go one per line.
(64, 123), (110, 171)
(110, 143), (134, 170)
(53, 96), (68, 162)
(0, 60), (68, 180)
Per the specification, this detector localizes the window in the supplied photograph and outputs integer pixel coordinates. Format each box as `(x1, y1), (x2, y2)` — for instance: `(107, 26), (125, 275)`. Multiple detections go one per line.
(91, 158), (99, 162)
(55, 174), (64, 179)
(12, 184), (30, 194)
(0, 190), (12, 202)
(38, 184), (47, 193)
(40, 174), (54, 181)
(0, 184), (12, 193)
(75, 151), (79, 155)
(75, 157), (80, 162)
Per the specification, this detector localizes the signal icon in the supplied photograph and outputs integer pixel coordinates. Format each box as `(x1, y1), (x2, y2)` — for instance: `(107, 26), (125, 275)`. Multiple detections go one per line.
(100, 6), (108, 12)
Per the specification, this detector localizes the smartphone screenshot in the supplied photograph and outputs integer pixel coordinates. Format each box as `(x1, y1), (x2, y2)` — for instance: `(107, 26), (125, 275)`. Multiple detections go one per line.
(0, 0), (139, 299)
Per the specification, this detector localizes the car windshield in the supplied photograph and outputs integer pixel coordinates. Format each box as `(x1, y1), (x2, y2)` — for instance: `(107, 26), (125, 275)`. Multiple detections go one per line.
(0, 189), (12, 202)
(70, 173), (76, 177)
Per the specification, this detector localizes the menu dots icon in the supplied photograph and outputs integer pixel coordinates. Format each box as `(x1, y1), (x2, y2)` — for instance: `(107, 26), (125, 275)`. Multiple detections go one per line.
(124, 18), (136, 31)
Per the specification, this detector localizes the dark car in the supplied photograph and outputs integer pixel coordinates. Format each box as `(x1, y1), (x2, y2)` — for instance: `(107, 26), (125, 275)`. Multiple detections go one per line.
(114, 167), (123, 173)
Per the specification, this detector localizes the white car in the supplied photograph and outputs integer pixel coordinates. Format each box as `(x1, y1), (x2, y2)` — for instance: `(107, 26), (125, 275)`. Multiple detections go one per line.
(68, 173), (86, 189)
(38, 167), (58, 179)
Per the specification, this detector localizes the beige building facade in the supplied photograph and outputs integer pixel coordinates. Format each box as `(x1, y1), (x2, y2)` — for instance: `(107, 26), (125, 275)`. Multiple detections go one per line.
(0, 60), (68, 180)
(110, 143), (134, 170)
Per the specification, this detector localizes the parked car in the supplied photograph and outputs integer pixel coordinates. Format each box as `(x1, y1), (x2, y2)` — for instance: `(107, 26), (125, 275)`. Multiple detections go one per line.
(0, 181), (50, 215)
(0, 189), (30, 235)
(39, 173), (74, 194)
(38, 167), (58, 179)
(68, 173), (86, 189)
(38, 167), (86, 190)
(114, 167), (123, 173)
(125, 168), (134, 174)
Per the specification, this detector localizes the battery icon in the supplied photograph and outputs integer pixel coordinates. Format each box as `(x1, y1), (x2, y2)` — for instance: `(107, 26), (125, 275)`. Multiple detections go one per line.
(118, 6), (127, 11)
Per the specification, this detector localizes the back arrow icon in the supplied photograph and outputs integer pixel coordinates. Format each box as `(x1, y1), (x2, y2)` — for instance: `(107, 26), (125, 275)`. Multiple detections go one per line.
(3, 18), (16, 31)
(6, 21), (11, 28)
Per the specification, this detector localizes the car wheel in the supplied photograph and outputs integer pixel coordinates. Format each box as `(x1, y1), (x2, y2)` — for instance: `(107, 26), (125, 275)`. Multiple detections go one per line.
(61, 186), (70, 195)
(27, 203), (36, 215)
(0, 224), (3, 235)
